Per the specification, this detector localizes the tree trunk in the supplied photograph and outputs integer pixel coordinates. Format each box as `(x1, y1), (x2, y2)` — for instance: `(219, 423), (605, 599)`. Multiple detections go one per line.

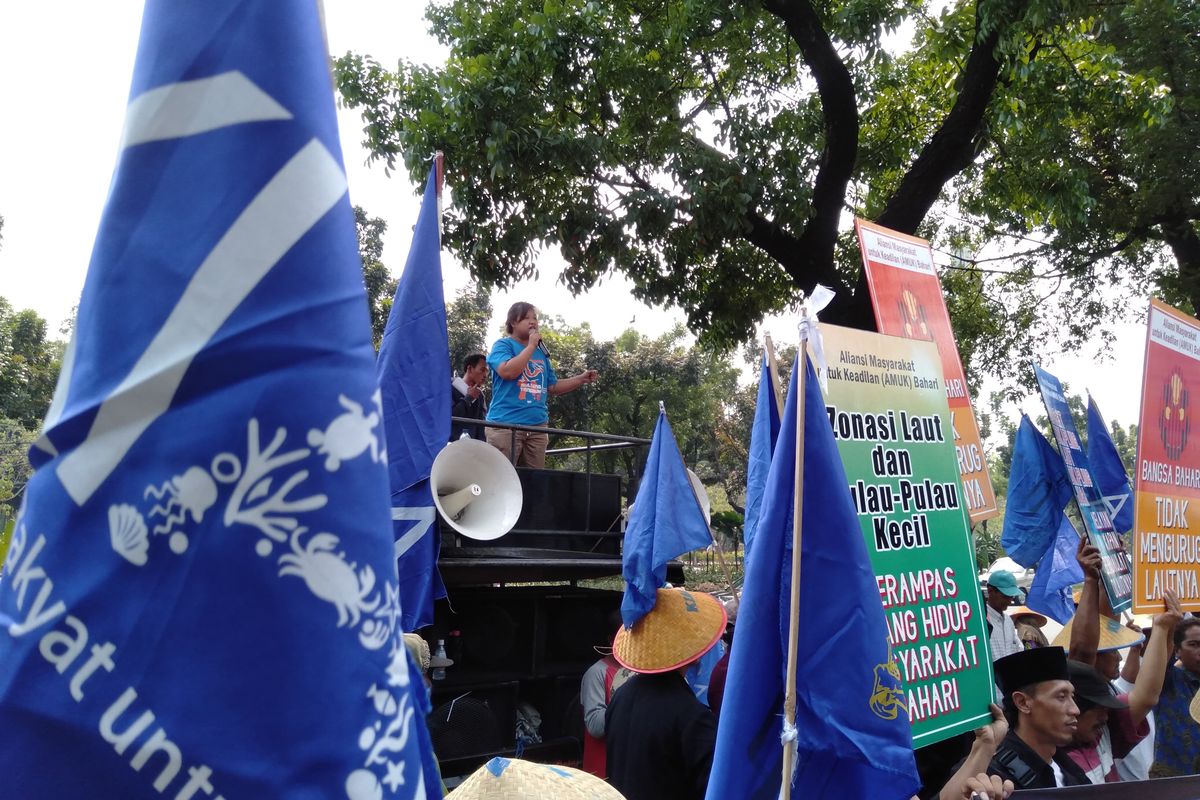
(1163, 219), (1200, 315)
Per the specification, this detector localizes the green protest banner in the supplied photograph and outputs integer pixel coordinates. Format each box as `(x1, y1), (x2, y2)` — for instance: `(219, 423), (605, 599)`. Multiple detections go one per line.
(818, 323), (995, 746)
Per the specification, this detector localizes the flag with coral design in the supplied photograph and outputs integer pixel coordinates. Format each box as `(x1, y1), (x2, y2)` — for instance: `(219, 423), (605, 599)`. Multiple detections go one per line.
(0, 2), (439, 797)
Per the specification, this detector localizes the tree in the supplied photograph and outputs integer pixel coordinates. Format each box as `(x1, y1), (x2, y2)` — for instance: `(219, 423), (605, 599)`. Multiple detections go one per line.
(446, 283), (494, 374)
(535, 319), (740, 501)
(0, 298), (61, 432)
(948, 0), (1199, 313)
(0, 296), (61, 514)
(355, 205), (396, 348)
(334, 0), (1074, 355)
(0, 417), (33, 513)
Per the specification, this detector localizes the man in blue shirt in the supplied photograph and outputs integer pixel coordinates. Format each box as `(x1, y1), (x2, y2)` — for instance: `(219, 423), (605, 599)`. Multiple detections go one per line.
(485, 301), (598, 467)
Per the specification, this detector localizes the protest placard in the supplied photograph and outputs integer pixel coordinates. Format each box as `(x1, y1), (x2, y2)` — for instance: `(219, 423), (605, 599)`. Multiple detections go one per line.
(855, 219), (997, 522)
(1033, 364), (1134, 613)
(1133, 299), (1200, 613)
(818, 323), (995, 746)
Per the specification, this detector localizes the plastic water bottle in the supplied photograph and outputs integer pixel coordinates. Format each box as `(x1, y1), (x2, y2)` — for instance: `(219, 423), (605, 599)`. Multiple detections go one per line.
(432, 639), (448, 681)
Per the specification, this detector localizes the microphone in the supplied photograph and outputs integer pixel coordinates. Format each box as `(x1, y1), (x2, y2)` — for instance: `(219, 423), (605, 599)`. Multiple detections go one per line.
(536, 334), (551, 358)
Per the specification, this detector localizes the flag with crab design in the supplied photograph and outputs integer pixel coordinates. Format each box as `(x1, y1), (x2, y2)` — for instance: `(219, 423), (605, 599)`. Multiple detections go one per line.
(0, 2), (439, 798)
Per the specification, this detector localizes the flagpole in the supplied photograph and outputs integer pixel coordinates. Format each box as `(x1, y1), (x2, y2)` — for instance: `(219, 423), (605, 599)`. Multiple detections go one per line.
(765, 333), (784, 413)
(666, 399), (737, 591)
(780, 319), (809, 799)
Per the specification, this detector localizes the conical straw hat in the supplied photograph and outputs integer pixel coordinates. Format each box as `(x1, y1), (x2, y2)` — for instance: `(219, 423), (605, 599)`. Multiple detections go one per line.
(1051, 613), (1145, 652)
(1009, 606), (1048, 628)
(446, 757), (626, 799)
(612, 587), (726, 673)
(1189, 686), (1200, 725)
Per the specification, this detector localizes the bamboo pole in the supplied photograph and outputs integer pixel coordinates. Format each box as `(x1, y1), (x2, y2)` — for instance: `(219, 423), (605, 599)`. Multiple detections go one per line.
(764, 333), (784, 413)
(780, 324), (810, 799)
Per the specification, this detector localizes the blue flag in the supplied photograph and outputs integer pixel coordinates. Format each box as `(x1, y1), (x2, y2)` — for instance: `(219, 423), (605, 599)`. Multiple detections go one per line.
(621, 408), (712, 628)
(1001, 415), (1074, 566)
(743, 350), (782, 560)
(0, 3), (438, 797)
(1025, 514), (1085, 625)
(1087, 396), (1134, 533)
(378, 162), (449, 632)
(707, 357), (918, 800)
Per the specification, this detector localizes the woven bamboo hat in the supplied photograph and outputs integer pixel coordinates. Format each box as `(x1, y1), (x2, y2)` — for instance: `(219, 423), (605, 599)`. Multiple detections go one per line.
(1009, 606), (1048, 628)
(1051, 614), (1145, 652)
(612, 587), (726, 674)
(446, 757), (626, 799)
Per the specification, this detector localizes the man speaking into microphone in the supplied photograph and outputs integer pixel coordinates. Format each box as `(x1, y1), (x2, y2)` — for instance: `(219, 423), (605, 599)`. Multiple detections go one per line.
(485, 301), (599, 468)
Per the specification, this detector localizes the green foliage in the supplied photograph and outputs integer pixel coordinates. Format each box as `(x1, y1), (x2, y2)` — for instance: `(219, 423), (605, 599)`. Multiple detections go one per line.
(0, 298), (62, 432)
(933, 0), (1200, 380)
(335, 0), (1046, 349)
(710, 508), (744, 543)
(355, 205), (396, 349)
(446, 283), (493, 375)
(0, 417), (34, 513)
(528, 319), (739, 501)
(336, 0), (1200, 400)
(0, 297), (65, 513)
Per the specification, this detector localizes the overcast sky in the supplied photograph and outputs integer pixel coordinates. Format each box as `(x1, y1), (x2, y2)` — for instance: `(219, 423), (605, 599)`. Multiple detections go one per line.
(0, 1), (1152, 432)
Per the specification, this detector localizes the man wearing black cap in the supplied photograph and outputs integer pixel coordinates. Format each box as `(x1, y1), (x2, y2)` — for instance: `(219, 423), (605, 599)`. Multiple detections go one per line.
(984, 647), (1090, 788)
(1060, 661), (1148, 783)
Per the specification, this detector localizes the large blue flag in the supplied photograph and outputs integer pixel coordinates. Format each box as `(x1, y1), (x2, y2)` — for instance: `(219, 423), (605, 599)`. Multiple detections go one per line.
(1026, 514), (1085, 625)
(1001, 415), (1074, 566)
(1087, 396), (1134, 533)
(742, 349), (782, 560)
(621, 408), (712, 628)
(378, 161), (449, 632)
(707, 357), (918, 800)
(0, 3), (438, 797)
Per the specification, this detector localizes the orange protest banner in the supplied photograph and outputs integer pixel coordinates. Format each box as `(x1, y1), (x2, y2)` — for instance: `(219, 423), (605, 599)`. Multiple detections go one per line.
(1134, 299), (1200, 612)
(855, 219), (998, 522)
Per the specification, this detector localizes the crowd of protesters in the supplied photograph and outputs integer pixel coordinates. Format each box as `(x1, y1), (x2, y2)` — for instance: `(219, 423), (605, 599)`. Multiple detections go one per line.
(519, 538), (1199, 800)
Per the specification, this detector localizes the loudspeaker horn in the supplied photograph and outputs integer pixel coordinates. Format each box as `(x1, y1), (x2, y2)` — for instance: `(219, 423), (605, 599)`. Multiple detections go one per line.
(430, 438), (523, 541)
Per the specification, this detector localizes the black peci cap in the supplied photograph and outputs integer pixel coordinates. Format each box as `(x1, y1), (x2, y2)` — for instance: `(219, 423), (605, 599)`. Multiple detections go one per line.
(1067, 660), (1128, 710)
(994, 647), (1070, 698)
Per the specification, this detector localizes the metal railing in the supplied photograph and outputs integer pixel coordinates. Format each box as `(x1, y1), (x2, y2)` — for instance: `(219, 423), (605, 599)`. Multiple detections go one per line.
(448, 417), (651, 534)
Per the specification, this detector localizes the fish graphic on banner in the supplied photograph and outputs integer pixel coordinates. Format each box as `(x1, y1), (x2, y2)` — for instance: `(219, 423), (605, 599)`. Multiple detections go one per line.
(0, 2), (437, 797)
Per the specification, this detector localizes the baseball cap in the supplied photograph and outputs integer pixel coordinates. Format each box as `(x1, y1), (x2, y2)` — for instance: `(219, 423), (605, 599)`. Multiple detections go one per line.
(987, 569), (1025, 601)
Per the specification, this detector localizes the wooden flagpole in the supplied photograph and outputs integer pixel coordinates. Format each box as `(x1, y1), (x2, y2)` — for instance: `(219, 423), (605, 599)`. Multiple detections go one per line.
(780, 322), (810, 798)
(764, 333), (784, 414)
(672, 406), (737, 592)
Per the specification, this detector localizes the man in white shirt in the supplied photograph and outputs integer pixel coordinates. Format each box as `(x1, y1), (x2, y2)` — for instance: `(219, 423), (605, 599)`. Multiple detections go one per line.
(986, 569), (1025, 661)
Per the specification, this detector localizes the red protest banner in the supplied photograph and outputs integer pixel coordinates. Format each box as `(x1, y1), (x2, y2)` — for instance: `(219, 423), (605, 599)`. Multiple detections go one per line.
(855, 219), (998, 522)
(1134, 299), (1200, 612)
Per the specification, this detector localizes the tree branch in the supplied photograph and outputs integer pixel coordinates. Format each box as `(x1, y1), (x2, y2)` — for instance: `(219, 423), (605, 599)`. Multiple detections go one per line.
(876, 0), (1030, 234)
(762, 0), (860, 274)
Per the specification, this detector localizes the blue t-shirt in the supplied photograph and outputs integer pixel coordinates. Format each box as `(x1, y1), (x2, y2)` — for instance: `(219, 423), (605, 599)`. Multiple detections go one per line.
(486, 337), (558, 425)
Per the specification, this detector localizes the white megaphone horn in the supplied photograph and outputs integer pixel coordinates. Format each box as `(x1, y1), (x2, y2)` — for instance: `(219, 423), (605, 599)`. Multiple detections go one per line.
(430, 438), (524, 541)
